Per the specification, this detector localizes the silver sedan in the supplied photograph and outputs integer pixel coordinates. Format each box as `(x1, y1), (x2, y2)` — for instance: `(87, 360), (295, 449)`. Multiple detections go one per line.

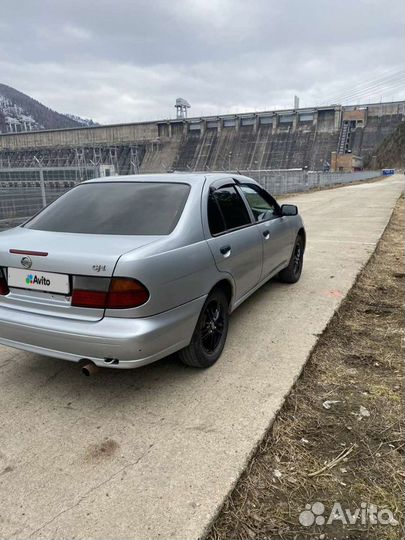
(0, 173), (305, 372)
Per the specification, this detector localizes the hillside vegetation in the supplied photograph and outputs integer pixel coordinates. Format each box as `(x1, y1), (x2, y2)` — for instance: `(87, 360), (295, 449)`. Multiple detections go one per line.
(375, 121), (405, 168)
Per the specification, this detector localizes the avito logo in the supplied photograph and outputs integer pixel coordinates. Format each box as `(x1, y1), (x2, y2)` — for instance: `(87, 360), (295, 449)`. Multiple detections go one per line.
(26, 274), (51, 287)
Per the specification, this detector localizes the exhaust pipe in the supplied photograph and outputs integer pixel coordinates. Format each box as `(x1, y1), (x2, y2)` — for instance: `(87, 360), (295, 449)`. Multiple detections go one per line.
(82, 361), (99, 376)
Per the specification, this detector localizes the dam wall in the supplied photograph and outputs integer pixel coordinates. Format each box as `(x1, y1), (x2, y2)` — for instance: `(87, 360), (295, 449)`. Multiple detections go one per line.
(0, 101), (403, 173)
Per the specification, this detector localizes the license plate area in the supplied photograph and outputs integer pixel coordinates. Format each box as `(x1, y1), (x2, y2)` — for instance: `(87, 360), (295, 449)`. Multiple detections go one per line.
(7, 267), (70, 295)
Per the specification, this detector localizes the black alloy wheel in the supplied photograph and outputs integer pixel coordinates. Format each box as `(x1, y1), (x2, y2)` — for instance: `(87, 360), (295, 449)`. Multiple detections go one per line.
(179, 288), (229, 368)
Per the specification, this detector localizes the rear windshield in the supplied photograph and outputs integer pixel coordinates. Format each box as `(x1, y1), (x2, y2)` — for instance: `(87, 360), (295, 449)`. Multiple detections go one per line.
(25, 182), (191, 235)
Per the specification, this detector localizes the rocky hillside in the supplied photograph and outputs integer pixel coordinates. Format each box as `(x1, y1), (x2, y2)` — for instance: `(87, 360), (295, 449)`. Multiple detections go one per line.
(0, 83), (98, 133)
(375, 121), (405, 168)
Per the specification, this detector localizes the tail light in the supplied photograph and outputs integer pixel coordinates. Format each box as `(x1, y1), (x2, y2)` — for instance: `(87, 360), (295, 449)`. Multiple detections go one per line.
(71, 289), (107, 309)
(72, 277), (149, 309)
(0, 268), (9, 296)
(107, 277), (149, 309)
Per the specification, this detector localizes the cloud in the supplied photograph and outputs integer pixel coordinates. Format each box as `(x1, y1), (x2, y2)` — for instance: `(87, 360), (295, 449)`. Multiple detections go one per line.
(0, 0), (404, 123)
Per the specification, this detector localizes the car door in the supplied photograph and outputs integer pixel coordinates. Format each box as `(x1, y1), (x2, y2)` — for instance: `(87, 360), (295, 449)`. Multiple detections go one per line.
(205, 180), (262, 302)
(238, 183), (293, 279)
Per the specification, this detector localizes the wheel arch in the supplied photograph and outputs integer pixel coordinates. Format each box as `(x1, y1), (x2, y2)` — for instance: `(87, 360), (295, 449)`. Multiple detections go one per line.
(298, 227), (306, 251)
(210, 278), (234, 311)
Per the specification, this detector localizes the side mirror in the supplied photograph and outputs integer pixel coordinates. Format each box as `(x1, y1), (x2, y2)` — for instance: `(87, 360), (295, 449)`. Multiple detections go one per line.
(281, 204), (298, 216)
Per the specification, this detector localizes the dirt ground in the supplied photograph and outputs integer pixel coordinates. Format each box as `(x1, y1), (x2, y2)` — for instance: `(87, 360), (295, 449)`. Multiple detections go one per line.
(206, 196), (404, 540)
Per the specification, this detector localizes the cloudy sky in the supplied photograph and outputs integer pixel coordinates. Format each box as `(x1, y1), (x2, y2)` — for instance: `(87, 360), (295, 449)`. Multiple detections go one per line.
(1, 0), (404, 123)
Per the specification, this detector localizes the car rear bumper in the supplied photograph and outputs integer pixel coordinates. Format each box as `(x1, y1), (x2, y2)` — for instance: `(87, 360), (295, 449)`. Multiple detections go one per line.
(0, 296), (206, 369)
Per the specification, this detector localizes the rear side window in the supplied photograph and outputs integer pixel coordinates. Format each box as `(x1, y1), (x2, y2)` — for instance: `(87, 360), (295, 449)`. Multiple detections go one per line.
(208, 186), (251, 235)
(25, 182), (190, 235)
(208, 194), (226, 235)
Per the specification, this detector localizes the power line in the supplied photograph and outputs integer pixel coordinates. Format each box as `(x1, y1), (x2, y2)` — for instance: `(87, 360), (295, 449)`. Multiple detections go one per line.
(327, 68), (403, 98)
(324, 69), (405, 105)
(331, 75), (405, 103)
(336, 81), (405, 105)
(327, 76), (404, 104)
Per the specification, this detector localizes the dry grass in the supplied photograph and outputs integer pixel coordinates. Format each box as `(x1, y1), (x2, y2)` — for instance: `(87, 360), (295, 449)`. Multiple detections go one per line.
(206, 196), (404, 540)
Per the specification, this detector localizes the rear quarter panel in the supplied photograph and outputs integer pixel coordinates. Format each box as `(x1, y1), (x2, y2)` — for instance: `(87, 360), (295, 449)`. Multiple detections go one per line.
(111, 238), (218, 317)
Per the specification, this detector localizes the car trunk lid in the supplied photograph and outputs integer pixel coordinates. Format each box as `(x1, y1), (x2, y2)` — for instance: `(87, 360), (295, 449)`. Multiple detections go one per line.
(0, 227), (159, 321)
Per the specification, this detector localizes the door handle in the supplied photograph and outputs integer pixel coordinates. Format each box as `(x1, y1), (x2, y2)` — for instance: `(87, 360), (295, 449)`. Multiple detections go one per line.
(262, 229), (270, 239)
(220, 245), (231, 256)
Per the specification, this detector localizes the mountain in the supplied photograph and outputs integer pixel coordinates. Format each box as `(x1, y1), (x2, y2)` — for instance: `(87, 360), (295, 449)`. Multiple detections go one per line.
(64, 114), (98, 127)
(0, 83), (99, 133)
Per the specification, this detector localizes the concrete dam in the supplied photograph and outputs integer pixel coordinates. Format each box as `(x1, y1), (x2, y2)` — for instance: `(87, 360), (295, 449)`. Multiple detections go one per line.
(0, 101), (403, 174)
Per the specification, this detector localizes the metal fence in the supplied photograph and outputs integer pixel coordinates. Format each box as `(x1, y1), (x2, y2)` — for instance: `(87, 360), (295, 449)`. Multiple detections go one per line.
(0, 166), (101, 230)
(0, 168), (382, 231)
(242, 169), (382, 195)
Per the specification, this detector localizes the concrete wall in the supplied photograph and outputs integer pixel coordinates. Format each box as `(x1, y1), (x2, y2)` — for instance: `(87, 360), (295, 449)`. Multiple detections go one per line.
(359, 110), (404, 159)
(154, 102), (403, 173)
(171, 123), (330, 172)
(0, 101), (403, 173)
(0, 121), (158, 150)
(343, 109), (367, 122)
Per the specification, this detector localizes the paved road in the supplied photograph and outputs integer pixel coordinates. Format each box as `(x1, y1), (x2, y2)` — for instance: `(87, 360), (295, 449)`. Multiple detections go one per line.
(0, 175), (403, 540)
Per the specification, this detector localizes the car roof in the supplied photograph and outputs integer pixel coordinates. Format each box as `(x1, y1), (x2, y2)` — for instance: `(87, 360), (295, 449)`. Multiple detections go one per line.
(84, 172), (257, 185)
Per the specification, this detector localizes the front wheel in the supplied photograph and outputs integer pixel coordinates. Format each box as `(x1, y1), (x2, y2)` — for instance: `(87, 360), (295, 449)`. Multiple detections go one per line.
(279, 234), (304, 283)
(179, 289), (229, 368)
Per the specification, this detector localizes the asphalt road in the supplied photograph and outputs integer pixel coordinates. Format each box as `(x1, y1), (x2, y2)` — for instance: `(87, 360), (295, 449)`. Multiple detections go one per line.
(0, 174), (403, 540)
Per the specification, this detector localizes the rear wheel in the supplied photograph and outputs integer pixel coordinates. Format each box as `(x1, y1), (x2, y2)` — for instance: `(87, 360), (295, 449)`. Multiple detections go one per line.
(179, 289), (229, 368)
(279, 234), (304, 283)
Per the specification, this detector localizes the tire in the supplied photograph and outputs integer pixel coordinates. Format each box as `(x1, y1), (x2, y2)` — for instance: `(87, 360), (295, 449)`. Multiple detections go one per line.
(279, 234), (304, 283)
(179, 288), (229, 368)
